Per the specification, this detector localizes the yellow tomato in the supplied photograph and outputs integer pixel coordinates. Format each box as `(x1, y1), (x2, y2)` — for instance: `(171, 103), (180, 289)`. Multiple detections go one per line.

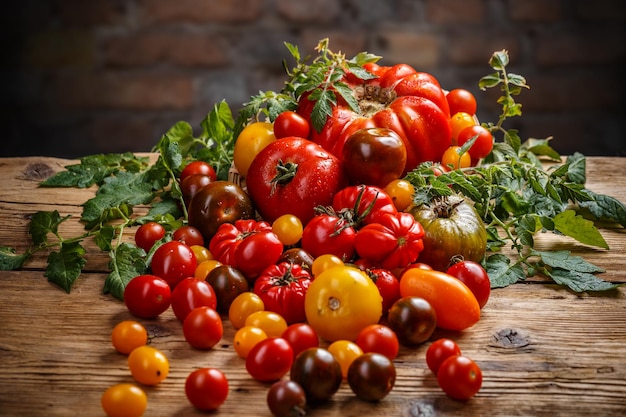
(384, 179), (415, 211)
(311, 254), (344, 277)
(228, 292), (265, 330)
(195, 259), (222, 280)
(304, 265), (382, 342)
(450, 112), (476, 143)
(328, 340), (363, 379)
(244, 310), (288, 338)
(233, 121), (276, 178)
(190, 245), (213, 264)
(101, 383), (147, 417)
(272, 214), (304, 246)
(441, 146), (472, 170)
(127, 346), (169, 386)
(111, 320), (148, 355)
(233, 326), (268, 358)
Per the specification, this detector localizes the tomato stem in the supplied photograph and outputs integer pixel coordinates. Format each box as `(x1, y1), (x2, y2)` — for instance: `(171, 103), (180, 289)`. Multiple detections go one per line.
(328, 296), (341, 311)
(270, 160), (298, 195)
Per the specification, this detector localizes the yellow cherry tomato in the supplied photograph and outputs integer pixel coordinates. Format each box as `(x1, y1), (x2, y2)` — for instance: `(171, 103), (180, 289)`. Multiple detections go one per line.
(328, 340), (364, 379)
(272, 214), (304, 246)
(233, 121), (276, 178)
(233, 325), (268, 358)
(311, 254), (344, 277)
(441, 146), (472, 170)
(101, 383), (147, 417)
(449, 112), (476, 143)
(191, 245), (213, 264)
(127, 345), (169, 386)
(305, 265), (383, 342)
(228, 292), (265, 330)
(111, 320), (148, 355)
(384, 179), (415, 211)
(244, 310), (288, 338)
(195, 259), (222, 280)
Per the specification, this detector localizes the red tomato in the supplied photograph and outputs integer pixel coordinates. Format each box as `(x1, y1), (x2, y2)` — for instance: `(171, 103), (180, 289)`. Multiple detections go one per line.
(426, 338), (462, 374)
(234, 230), (284, 281)
(274, 111), (311, 139)
(123, 274), (171, 319)
(180, 160), (217, 182)
(301, 213), (356, 261)
(170, 277), (218, 322)
(185, 368), (228, 411)
(331, 184), (398, 226)
(172, 225), (204, 247)
(180, 174), (212, 206)
(457, 125), (494, 159)
(246, 137), (347, 225)
(151, 241), (197, 289)
(355, 324), (400, 361)
(209, 219), (273, 266)
(281, 323), (319, 359)
(245, 337), (294, 382)
(134, 222), (165, 252)
(182, 306), (223, 350)
(446, 89), (477, 116)
(446, 260), (491, 309)
(253, 262), (312, 324)
(365, 268), (400, 315)
(437, 355), (483, 400)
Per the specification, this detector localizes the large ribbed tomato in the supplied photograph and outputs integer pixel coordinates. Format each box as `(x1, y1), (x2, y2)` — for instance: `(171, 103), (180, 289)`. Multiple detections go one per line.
(297, 63), (451, 175)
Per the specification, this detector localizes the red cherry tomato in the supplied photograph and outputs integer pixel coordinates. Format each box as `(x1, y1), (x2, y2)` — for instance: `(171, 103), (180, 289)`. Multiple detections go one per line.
(437, 355), (483, 400)
(281, 323), (320, 359)
(151, 241), (197, 289)
(457, 125), (494, 159)
(134, 222), (165, 252)
(183, 306), (223, 350)
(355, 324), (400, 361)
(170, 277), (218, 322)
(446, 260), (491, 309)
(180, 160), (217, 182)
(123, 274), (171, 319)
(185, 367), (228, 411)
(245, 337), (294, 382)
(366, 268), (401, 315)
(446, 89), (477, 116)
(274, 111), (311, 139)
(426, 338), (462, 374)
(172, 225), (205, 247)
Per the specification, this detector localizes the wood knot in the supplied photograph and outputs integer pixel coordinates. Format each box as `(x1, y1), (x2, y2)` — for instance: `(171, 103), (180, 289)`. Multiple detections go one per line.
(490, 328), (531, 349)
(23, 162), (55, 181)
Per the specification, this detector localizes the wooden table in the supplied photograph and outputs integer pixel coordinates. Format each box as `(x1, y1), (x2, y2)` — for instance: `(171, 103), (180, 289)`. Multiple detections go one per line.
(1, 156), (625, 417)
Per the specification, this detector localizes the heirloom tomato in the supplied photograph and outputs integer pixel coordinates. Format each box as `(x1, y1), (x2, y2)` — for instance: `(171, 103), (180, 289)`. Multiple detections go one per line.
(304, 265), (382, 342)
(180, 173), (212, 206)
(399, 268), (480, 331)
(267, 379), (307, 417)
(300, 211), (356, 261)
(185, 368), (228, 411)
(150, 241), (197, 289)
(297, 62), (451, 175)
(290, 347), (343, 402)
(234, 229), (283, 281)
(387, 296), (437, 346)
(246, 137), (346, 224)
(172, 225), (204, 247)
(205, 265), (249, 313)
(274, 110), (310, 139)
(446, 259), (491, 308)
(209, 219), (272, 266)
(233, 121), (276, 178)
(408, 194), (487, 271)
(332, 184), (398, 226)
(278, 247), (315, 272)
(437, 355), (482, 400)
(347, 352), (396, 402)
(253, 262), (312, 324)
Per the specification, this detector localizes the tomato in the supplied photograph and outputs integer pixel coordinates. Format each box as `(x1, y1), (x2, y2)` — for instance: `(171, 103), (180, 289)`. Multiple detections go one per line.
(304, 265), (382, 342)
(233, 325), (268, 358)
(332, 184), (398, 226)
(210, 219), (272, 267)
(205, 265), (249, 313)
(298, 63), (451, 175)
(180, 160), (217, 182)
(234, 230), (284, 281)
(441, 145), (471, 170)
(111, 320), (148, 355)
(408, 194), (487, 271)
(327, 340), (363, 379)
(228, 292), (265, 330)
(457, 124), (494, 160)
(289, 347), (343, 402)
(267, 379), (307, 417)
(134, 222), (165, 252)
(437, 355), (482, 400)
(274, 110), (310, 139)
(278, 247), (315, 272)
(387, 296), (437, 346)
(190, 245), (212, 264)
(342, 127), (407, 187)
(188, 181), (255, 242)
(124, 274), (171, 319)
(101, 383), (147, 417)
(384, 179), (415, 211)
(354, 212), (425, 270)
(194, 259), (222, 280)
(180, 173), (212, 206)
(253, 262), (312, 324)
(446, 259), (491, 308)
(272, 214), (304, 246)
(150, 241), (197, 289)
(127, 345), (169, 386)
(449, 112), (476, 143)
(301, 212), (356, 261)
(233, 121), (276, 178)
(347, 352), (396, 402)
(172, 225), (204, 247)
(244, 310), (288, 338)
(446, 89), (477, 116)
(281, 323), (320, 359)
(399, 268), (480, 331)
(183, 306), (223, 349)
(185, 367), (228, 411)
(355, 324), (399, 361)
(311, 254), (344, 277)
(170, 277), (217, 322)
(365, 268), (400, 315)
(246, 137), (346, 225)
(426, 338), (462, 374)
(246, 337), (294, 382)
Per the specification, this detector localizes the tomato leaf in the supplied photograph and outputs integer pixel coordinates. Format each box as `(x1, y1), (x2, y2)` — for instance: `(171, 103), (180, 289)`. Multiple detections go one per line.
(580, 191), (626, 227)
(104, 242), (147, 301)
(552, 210), (609, 249)
(0, 247), (31, 270)
(45, 241), (87, 293)
(29, 210), (68, 245)
(484, 254), (526, 288)
(533, 250), (605, 274)
(94, 225), (116, 251)
(547, 268), (617, 292)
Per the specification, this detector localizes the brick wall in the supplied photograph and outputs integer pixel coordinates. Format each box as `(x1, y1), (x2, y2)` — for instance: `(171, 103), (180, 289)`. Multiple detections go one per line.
(2, 0), (625, 158)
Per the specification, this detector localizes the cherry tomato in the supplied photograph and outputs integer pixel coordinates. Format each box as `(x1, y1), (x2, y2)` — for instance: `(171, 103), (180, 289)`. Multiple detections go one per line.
(123, 274), (171, 319)
(170, 277), (217, 322)
(233, 325), (268, 358)
(457, 125), (494, 159)
(205, 265), (249, 313)
(281, 323), (320, 359)
(233, 121), (276, 178)
(347, 352), (396, 402)
(441, 145), (471, 170)
(234, 230), (284, 281)
(190, 245), (213, 264)
(311, 254), (344, 277)
(301, 213), (356, 261)
(228, 291), (265, 330)
(384, 178), (415, 211)
(290, 347), (343, 402)
(127, 345), (169, 386)
(180, 160), (217, 182)
(449, 112), (476, 143)
(101, 383), (147, 417)
(151, 241), (197, 289)
(246, 337), (294, 382)
(327, 340), (363, 379)
(185, 367), (228, 411)
(244, 310), (288, 338)
(446, 89), (477, 116)
(173, 225), (204, 247)
(387, 296), (437, 346)
(267, 379), (307, 417)
(183, 306), (223, 350)
(426, 338), (462, 375)
(180, 173), (213, 206)
(278, 247), (315, 272)
(437, 355), (483, 400)
(355, 324), (399, 361)
(272, 214), (304, 246)
(446, 260), (491, 309)
(274, 111), (310, 139)
(111, 320), (148, 355)
(194, 259), (222, 280)
(134, 222), (165, 252)
(366, 267), (401, 315)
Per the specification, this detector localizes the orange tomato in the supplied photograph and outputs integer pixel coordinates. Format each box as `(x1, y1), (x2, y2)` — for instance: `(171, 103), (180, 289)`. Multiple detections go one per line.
(399, 268), (480, 331)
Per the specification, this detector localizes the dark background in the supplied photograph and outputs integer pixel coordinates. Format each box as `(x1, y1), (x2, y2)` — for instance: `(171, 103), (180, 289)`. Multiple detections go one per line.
(2, 0), (625, 159)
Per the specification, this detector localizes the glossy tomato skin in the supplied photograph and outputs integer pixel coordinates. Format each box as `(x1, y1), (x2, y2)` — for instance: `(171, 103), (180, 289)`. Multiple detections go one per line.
(457, 125), (493, 159)
(426, 338), (462, 375)
(332, 184), (398, 226)
(246, 137), (346, 225)
(278, 247), (315, 273)
(437, 355), (482, 400)
(234, 231), (284, 282)
(347, 352), (396, 402)
(246, 337), (294, 382)
(274, 111), (310, 139)
(134, 222), (165, 252)
(281, 323), (320, 359)
(150, 241), (197, 289)
(210, 219), (272, 267)
(446, 89), (477, 116)
(387, 296), (437, 346)
(183, 306), (223, 349)
(365, 268), (400, 315)
(180, 160), (217, 182)
(172, 225), (204, 247)
(185, 367), (228, 411)
(301, 213), (356, 261)
(180, 174), (212, 206)
(101, 383), (147, 417)
(446, 260), (491, 308)
(205, 265), (250, 313)
(267, 379), (307, 417)
(124, 274), (171, 319)
(355, 324), (400, 361)
(171, 277), (218, 322)
(290, 347), (343, 403)
(233, 121), (276, 178)
(342, 127), (407, 187)
(399, 268), (480, 331)
(188, 181), (255, 242)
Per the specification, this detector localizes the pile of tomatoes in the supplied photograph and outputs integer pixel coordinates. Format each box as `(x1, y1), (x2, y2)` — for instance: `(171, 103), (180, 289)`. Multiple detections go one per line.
(103, 82), (495, 416)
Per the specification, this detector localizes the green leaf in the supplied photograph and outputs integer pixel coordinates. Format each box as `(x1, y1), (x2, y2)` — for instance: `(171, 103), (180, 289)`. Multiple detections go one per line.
(309, 89), (336, 133)
(552, 209), (609, 249)
(104, 243), (147, 300)
(0, 247), (31, 270)
(534, 250), (605, 274)
(29, 211), (67, 245)
(564, 153), (586, 184)
(580, 191), (626, 227)
(45, 241), (87, 293)
(489, 50), (509, 70)
(478, 73), (501, 90)
(485, 254), (526, 287)
(548, 268), (617, 292)
(94, 225), (116, 251)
